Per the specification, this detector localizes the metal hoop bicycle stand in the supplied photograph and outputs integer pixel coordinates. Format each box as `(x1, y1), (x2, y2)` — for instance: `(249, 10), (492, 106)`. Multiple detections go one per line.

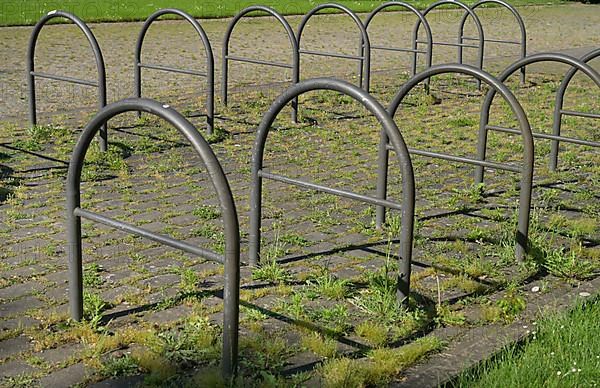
(249, 78), (416, 301)
(134, 9), (215, 135)
(362, 2), (433, 85)
(222, 6), (299, 122)
(413, 1), (485, 89)
(458, 0), (527, 84)
(28, 10), (108, 151)
(550, 48), (600, 170)
(475, 53), (600, 185)
(66, 98), (240, 378)
(376, 64), (534, 260)
(297, 3), (371, 92)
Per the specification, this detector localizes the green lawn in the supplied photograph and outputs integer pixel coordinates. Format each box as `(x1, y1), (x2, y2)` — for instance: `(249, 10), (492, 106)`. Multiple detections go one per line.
(0, 0), (565, 27)
(451, 296), (600, 388)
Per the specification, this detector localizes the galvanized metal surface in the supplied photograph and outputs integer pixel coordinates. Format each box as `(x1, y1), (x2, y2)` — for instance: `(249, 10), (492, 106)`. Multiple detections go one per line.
(377, 64), (534, 260)
(363, 2), (433, 82)
(551, 48), (600, 170)
(27, 10), (108, 151)
(66, 98), (240, 378)
(134, 9), (215, 135)
(414, 1), (485, 89)
(222, 5), (300, 122)
(458, 0), (527, 84)
(248, 78), (416, 302)
(475, 52), (600, 184)
(297, 3), (371, 92)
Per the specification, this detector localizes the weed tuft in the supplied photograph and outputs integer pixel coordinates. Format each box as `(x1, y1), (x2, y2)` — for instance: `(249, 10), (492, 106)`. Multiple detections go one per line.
(320, 336), (442, 387)
(300, 331), (338, 358)
(100, 354), (139, 378)
(193, 205), (221, 220)
(307, 270), (351, 300)
(252, 259), (291, 284)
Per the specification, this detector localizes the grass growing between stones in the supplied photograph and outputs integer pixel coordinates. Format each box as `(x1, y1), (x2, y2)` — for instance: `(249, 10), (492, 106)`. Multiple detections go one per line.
(0, 69), (598, 386)
(451, 296), (600, 388)
(320, 336), (443, 387)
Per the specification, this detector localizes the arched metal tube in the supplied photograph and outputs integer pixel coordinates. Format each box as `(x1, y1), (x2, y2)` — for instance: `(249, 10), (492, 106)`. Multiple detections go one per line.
(249, 78), (415, 301)
(363, 1), (433, 81)
(134, 9), (215, 135)
(412, 1), (485, 89)
(66, 98), (240, 378)
(458, 0), (527, 84)
(222, 6), (299, 122)
(377, 64), (533, 260)
(297, 3), (371, 92)
(550, 48), (600, 170)
(475, 53), (600, 183)
(27, 10), (108, 151)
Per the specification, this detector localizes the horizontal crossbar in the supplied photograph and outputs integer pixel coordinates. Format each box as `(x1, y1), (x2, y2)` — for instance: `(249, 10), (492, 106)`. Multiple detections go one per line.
(463, 36), (520, 45)
(226, 55), (292, 69)
(299, 49), (364, 61)
(138, 62), (207, 77)
(486, 125), (600, 147)
(416, 40), (479, 48)
(30, 71), (97, 87)
(371, 45), (428, 54)
(258, 170), (404, 210)
(386, 143), (521, 172)
(74, 208), (224, 264)
(561, 110), (600, 119)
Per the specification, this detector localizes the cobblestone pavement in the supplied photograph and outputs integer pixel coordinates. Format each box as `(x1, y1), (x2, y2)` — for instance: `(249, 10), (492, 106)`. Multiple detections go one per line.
(0, 3), (599, 387)
(0, 4), (599, 123)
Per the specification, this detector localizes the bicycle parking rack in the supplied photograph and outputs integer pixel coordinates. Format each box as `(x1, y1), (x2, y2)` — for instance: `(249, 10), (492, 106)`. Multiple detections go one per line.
(475, 53), (600, 184)
(297, 4), (371, 92)
(376, 64), (534, 260)
(28, 10), (108, 151)
(413, 1), (485, 89)
(458, 0), (527, 84)
(248, 78), (416, 301)
(363, 2), (433, 84)
(550, 48), (600, 170)
(134, 9), (215, 135)
(222, 6), (299, 122)
(66, 98), (240, 378)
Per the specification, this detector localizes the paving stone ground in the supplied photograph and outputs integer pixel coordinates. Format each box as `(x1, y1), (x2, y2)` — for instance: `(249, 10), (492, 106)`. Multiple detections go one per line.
(1, 3), (599, 123)
(0, 3), (599, 387)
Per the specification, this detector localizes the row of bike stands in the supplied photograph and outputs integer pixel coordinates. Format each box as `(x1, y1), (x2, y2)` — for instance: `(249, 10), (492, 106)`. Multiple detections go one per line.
(364, 0), (525, 91)
(224, 1), (526, 102)
(376, 53), (600, 259)
(25, 5), (598, 380)
(29, 1), (528, 138)
(409, 0), (527, 89)
(474, 52), (600, 184)
(64, 80), (415, 379)
(27, 8), (216, 148)
(64, 57), (599, 378)
(221, 3), (371, 123)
